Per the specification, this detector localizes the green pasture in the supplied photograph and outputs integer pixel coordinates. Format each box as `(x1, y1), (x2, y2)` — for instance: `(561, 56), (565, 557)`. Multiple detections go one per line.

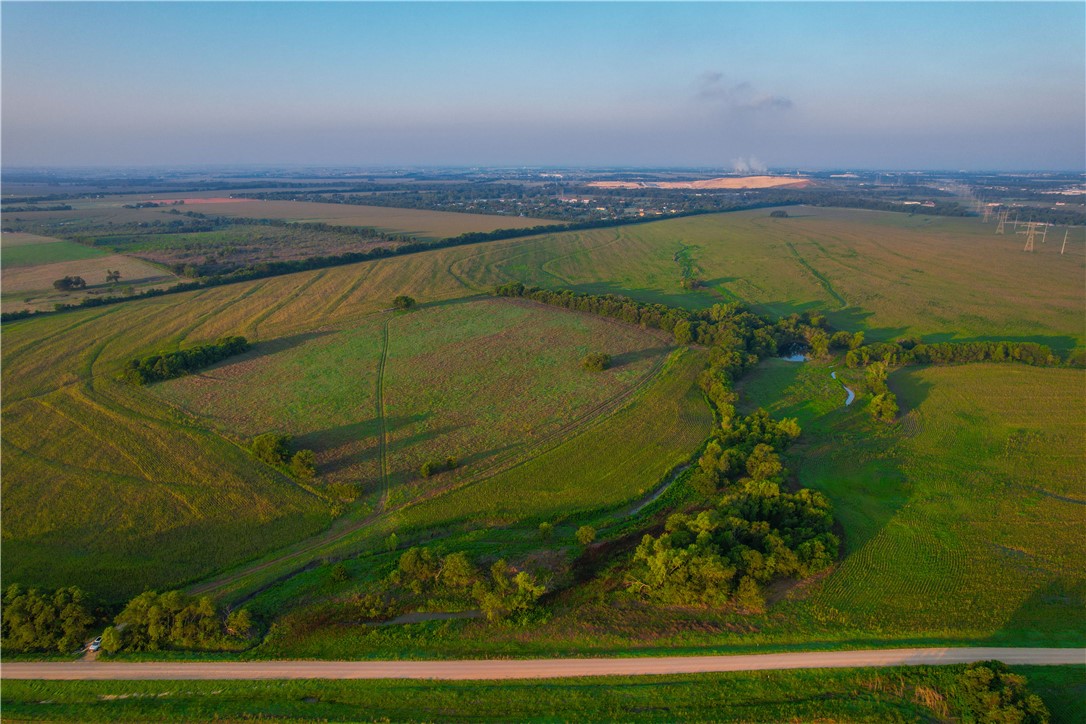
(739, 359), (1085, 644)
(1, 240), (106, 267)
(2, 665), (1079, 723)
(451, 207), (1086, 350)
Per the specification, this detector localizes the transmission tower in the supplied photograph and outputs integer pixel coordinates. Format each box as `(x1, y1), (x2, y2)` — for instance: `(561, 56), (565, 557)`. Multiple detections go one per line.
(995, 210), (1008, 234)
(1018, 221), (1044, 252)
(982, 204), (993, 223)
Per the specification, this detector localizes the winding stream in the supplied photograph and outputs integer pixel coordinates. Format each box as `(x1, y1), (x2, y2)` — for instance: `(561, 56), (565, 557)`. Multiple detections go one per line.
(830, 370), (856, 406)
(781, 355), (855, 407)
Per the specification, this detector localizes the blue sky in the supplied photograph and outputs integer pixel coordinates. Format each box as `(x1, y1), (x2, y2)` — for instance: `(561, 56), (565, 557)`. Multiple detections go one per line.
(2, 2), (1084, 170)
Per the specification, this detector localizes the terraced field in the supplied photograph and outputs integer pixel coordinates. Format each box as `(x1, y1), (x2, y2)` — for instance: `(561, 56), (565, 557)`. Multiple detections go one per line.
(450, 207), (1086, 350)
(1, 238), (688, 601)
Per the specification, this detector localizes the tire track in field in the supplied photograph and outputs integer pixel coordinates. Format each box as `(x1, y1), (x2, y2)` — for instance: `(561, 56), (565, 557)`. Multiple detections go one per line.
(1, 306), (122, 369)
(784, 241), (847, 309)
(538, 230), (624, 286)
(375, 314), (392, 511)
(320, 262), (377, 319)
(243, 269), (328, 339)
(171, 280), (273, 347)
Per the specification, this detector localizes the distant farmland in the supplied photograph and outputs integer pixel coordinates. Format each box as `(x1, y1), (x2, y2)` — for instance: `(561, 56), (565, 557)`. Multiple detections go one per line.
(448, 206), (1086, 350)
(126, 198), (559, 240)
(1, 232), (179, 312)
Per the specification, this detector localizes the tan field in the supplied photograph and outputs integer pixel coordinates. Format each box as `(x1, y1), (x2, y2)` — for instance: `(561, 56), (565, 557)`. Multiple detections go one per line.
(589, 175), (813, 190)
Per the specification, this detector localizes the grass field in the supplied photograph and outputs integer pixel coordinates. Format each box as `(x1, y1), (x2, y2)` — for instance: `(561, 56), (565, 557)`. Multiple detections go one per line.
(1, 238), (690, 601)
(737, 359), (1085, 644)
(3, 205), (1083, 656)
(1, 665), (1079, 722)
(152, 297), (670, 504)
(449, 207), (1086, 350)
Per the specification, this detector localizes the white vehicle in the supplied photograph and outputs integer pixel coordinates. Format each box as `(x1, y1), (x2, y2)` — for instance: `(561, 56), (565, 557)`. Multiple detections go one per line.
(88, 636), (102, 652)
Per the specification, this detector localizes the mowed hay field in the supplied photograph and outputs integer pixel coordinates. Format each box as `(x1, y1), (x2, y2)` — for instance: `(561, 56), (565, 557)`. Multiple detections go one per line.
(152, 297), (671, 506)
(738, 360), (1085, 644)
(450, 207), (1086, 349)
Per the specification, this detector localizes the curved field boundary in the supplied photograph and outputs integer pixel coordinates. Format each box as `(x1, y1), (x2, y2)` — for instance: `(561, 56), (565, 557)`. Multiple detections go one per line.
(320, 262), (377, 318)
(3, 648), (1081, 681)
(784, 241), (847, 309)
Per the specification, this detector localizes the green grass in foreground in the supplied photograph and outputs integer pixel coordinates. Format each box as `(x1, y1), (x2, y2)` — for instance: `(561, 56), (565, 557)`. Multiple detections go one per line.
(1, 665), (1080, 722)
(1, 240), (106, 267)
(739, 359), (1086, 644)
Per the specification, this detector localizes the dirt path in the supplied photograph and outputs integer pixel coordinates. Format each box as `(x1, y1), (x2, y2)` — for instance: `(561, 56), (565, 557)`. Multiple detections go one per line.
(2, 648), (1080, 681)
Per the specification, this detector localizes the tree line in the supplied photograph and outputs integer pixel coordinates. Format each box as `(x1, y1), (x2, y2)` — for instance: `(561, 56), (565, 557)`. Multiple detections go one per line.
(121, 336), (250, 385)
(1, 585), (254, 654)
(843, 339), (1070, 369)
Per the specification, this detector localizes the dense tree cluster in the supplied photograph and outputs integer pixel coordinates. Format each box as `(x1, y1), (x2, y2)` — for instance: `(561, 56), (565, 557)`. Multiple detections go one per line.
(110, 590), (253, 651)
(845, 339), (1063, 369)
(691, 410), (802, 498)
(628, 484), (838, 610)
(389, 548), (546, 622)
(956, 661), (1050, 723)
(121, 336), (250, 385)
(1, 585), (95, 653)
(52, 275), (87, 291)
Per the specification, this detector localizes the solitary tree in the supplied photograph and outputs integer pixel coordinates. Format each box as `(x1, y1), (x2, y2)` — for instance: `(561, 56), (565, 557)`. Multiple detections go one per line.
(393, 295), (417, 310)
(575, 525), (597, 546)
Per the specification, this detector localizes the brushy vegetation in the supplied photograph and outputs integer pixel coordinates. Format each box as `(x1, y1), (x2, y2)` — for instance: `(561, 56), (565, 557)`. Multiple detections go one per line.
(0, 665), (1075, 723)
(121, 336), (249, 384)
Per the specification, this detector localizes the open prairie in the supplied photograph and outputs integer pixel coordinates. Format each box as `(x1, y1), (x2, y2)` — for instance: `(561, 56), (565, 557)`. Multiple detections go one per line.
(0, 237), (690, 601)
(2, 206), (1082, 646)
(450, 207), (1086, 350)
(152, 297), (671, 505)
(737, 359), (1085, 643)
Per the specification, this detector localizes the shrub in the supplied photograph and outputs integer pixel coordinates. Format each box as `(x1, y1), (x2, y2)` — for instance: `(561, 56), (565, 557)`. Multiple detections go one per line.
(252, 432), (291, 466)
(581, 352), (611, 371)
(576, 525), (597, 546)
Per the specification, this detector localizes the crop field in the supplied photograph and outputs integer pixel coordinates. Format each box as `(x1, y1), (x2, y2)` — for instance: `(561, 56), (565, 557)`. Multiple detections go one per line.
(152, 297), (670, 504)
(1, 233), (181, 312)
(738, 359), (1085, 643)
(4, 664), (1081, 723)
(450, 207), (1086, 350)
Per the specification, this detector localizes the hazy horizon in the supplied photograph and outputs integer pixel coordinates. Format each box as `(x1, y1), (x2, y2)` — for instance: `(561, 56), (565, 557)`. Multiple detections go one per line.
(3, 2), (1084, 171)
